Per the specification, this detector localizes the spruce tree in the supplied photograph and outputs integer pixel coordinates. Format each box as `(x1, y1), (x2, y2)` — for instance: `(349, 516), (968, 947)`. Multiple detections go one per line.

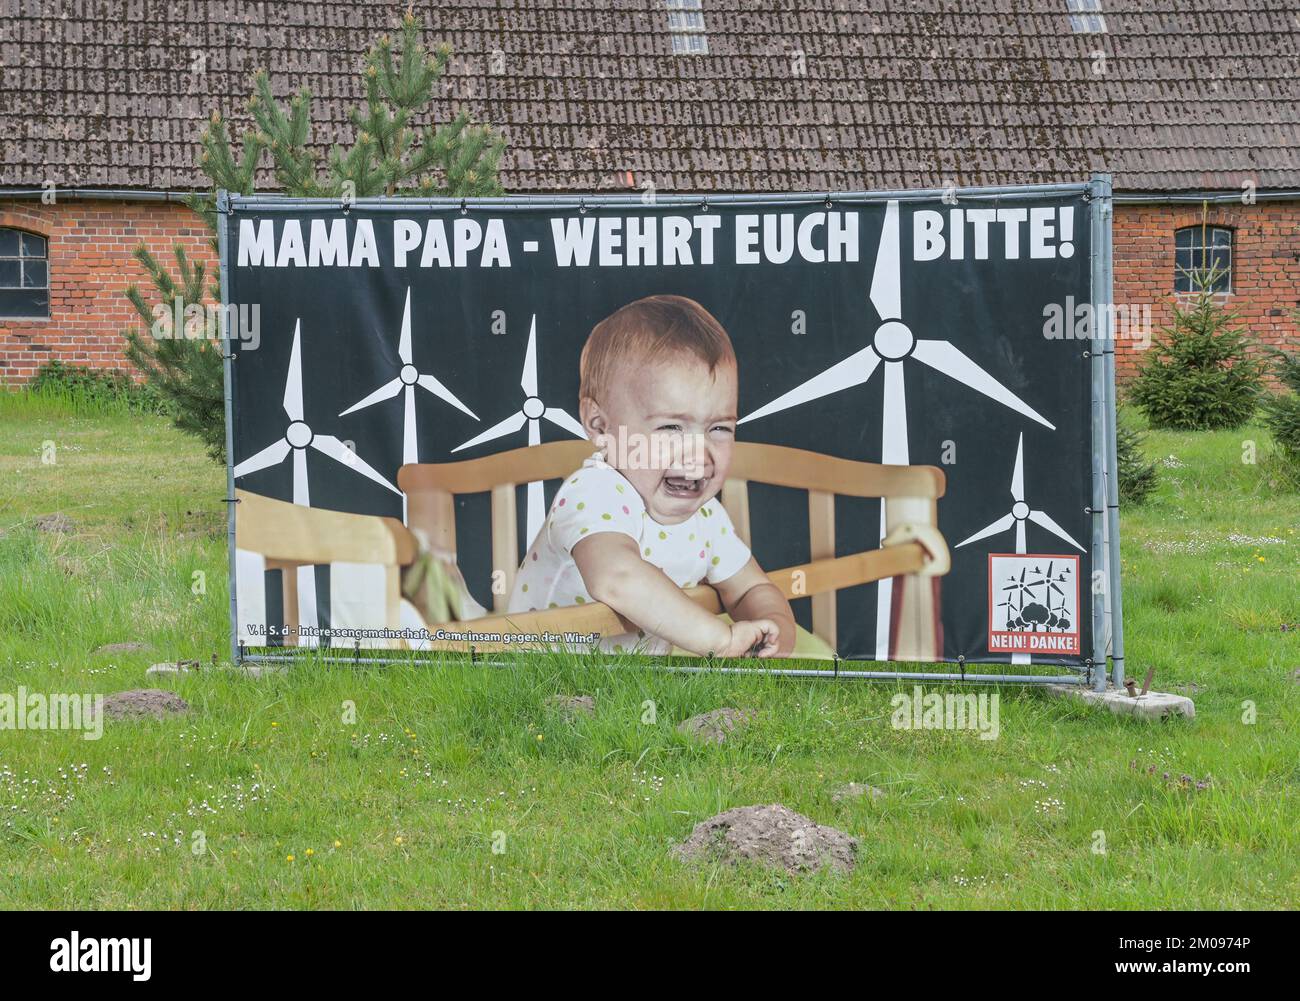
(1130, 267), (1264, 430)
(124, 12), (505, 462)
(1261, 333), (1300, 484)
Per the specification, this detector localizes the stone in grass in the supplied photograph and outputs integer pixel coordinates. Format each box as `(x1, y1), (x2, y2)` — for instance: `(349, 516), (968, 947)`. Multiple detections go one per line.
(676, 707), (754, 744)
(145, 660), (200, 677)
(545, 694), (595, 719)
(35, 513), (74, 534)
(675, 804), (858, 875)
(94, 641), (150, 655)
(832, 782), (886, 804)
(93, 689), (190, 721)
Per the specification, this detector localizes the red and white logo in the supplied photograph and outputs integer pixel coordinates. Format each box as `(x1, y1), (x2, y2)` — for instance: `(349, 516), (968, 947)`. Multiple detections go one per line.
(988, 554), (1080, 655)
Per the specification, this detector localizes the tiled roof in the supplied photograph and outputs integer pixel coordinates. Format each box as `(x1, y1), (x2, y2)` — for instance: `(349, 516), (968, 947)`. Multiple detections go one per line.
(2, 0), (1298, 194)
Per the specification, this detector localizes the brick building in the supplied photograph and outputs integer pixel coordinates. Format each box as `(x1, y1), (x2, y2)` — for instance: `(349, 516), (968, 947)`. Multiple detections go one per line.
(2, 0), (1298, 383)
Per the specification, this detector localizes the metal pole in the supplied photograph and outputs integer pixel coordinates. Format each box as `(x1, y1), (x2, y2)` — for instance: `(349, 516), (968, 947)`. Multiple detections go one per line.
(218, 189), (240, 667)
(1099, 176), (1126, 691)
(240, 651), (1088, 685)
(1088, 175), (1110, 692)
(228, 182), (1094, 214)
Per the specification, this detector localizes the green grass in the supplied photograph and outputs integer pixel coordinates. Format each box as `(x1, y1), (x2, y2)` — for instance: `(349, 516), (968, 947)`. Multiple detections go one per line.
(0, 396), (1296, 909)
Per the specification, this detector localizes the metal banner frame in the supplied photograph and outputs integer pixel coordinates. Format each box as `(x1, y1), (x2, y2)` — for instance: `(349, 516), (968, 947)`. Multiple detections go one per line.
(218, 175), (1123, 687)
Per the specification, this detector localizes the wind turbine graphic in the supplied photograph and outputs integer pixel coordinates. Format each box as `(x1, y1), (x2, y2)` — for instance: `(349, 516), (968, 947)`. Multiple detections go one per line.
(738, 200), (1057, 660)
(955, 431), (1084, 663)
(233, 321), (402, 644)
(452, 315), (586, 548)
(338, 287), (479, 465)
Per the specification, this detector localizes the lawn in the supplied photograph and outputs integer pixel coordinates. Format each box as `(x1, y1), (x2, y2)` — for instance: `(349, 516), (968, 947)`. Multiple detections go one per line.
(0, 390), (1296, 909)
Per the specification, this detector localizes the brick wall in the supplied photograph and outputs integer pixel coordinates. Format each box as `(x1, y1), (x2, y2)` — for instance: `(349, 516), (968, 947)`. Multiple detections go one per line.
(2, 196), (1297, 386)
(1112, 200), (1300, 382)
(0, 199), (214, 383)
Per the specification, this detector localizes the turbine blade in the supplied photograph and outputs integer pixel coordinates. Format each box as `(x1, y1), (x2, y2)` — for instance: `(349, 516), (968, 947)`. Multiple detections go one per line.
(398, 287), (413, 365)
(521, 315), (538, 397)
(293, 447), (309, 506)
(339, 377), (402, 417)
(416, 373), (478, 420)
(738, 346), (880, 425)
(543, 407), (586, 439)
(451, 410), (527, 452)
(283, 320), (304, 421)
(1028, 509), (1085, 552)
(311, 435), (401, 495)
(911, 340), (1055, 429)
(955, 512), (1015, 548)
(1011, 432), (1025, 503)
(403, 385), (417, 465)
(233, 437), (291, 478)
(881, 361), (909, 465)
(870, 200), (902, 321)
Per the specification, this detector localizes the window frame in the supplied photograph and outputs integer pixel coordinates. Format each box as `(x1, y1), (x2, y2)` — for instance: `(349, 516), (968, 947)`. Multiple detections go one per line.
(0, 227), (51, 320)
(1173, 224), (1234, 295)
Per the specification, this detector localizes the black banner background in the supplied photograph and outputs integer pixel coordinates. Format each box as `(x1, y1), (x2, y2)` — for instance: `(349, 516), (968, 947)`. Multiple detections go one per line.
(226, 192), (1094, 665)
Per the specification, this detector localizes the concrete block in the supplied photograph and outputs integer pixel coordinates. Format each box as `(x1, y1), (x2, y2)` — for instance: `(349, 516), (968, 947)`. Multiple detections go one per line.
(1045, 684), (1195, 720)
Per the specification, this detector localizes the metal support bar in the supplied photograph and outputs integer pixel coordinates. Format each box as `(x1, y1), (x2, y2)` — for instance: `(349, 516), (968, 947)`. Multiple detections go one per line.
(1099, 176), (1127, 691)
(239, 651), (1088, 685)
(1088, 174), (1111, 692)
(218, 188), (240, 667)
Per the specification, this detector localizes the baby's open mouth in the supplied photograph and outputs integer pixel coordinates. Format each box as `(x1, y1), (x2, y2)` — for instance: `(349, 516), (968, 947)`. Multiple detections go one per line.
(662, 474), (708, 499)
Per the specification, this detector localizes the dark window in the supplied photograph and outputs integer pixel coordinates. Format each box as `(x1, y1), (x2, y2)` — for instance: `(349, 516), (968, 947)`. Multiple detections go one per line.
(0, 228), (50, 318)
(1174, 225), (1232, 294)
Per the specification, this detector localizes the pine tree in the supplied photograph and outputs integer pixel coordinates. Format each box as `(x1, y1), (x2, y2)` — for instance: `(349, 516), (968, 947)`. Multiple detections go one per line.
(1115, 410), (1158, 505)
(1260, 325), (1300, 485)
(1130, 267), (1264, 430)
(123, 11), (505, 462)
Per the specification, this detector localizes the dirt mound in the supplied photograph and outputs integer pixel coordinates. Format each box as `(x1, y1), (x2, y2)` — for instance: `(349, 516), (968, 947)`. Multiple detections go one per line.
(36, 513), (74, 534)
(94, 689), (191, 721)
(94, 642), (150, 655)
(545, 694), (595, 719)
(676, 707), (753, 744)
(675, 803), (858, 874)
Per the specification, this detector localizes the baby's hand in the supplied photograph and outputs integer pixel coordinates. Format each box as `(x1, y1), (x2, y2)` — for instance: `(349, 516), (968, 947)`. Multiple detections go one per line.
(718, 619), (782, 659)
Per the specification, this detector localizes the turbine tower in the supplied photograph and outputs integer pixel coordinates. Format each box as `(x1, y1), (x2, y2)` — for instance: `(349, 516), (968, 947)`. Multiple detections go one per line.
(740, 200), (1056, 659)
(233, 322), (400, 644)
(339, 287), (479, 465)
(452, 315), (586, 549)
(955, 432), (1084, 663)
